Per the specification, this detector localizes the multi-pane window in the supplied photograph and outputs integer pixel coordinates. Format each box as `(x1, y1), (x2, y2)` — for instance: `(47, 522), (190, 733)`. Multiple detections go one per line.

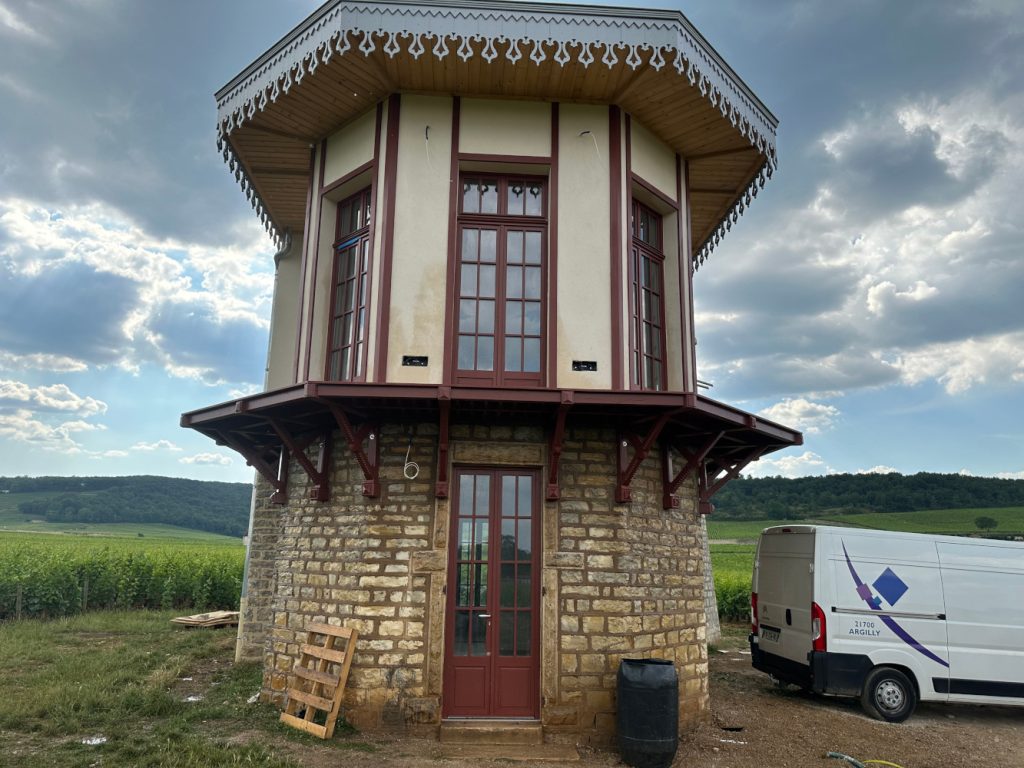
(629, 200), (666, 391)
(455, 176), (546, 387)
(327, 187), (372, 381)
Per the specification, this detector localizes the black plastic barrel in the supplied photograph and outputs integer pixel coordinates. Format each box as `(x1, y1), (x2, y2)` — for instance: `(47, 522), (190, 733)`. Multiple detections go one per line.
(616, 658), (679, 768)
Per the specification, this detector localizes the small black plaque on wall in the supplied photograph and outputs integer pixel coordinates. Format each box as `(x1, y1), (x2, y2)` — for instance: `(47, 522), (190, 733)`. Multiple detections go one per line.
(572, 360), (598, 372)
(402, 355), (429, 367)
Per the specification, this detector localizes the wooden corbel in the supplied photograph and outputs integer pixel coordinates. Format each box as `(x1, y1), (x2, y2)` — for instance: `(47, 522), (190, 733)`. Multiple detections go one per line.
(214, 430), (289, 505)
(615, 410), (675, 503)
(546, 391), (573, 500)
(698, 445), (767, 514)
(662, 431), (724, 509)
(322, 401), (380, 497)
(266, 417), (331, 502)
(436, 391), (451, 498)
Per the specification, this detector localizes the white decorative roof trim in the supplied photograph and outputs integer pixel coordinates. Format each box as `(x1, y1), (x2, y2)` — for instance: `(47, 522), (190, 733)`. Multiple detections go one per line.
(216, 0), (779, 256)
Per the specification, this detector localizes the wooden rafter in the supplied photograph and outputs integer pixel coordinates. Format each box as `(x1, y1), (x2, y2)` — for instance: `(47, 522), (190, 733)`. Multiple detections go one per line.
(266, 417), (331, 501)
(698, 445), (766, 514)
(615, 410), (677, 503)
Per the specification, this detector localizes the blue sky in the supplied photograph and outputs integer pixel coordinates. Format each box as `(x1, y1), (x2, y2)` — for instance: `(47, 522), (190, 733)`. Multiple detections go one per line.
(0, 0), (1021, 482)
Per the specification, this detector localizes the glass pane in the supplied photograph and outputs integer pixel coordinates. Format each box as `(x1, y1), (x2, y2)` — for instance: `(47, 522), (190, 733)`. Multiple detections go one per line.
(460, 477), (473, 519)
(502, 476), (516, 518)
(462, 228), (478, 260)
(525, 231), (542, 264)
(454, 611), (469, 655)
(517, 519), (532, 559)
(456, 563), (470, 606)
(652, 360), (662, 390)
(480, 181), (498, 214)
(471, 612), (488, 656)
(341, 313), (353, 347)
(517, 476), (532, 516)
(507, 267), (522, 299)
(457, 519), (472, 560)
(472, 563), (488, 607)
(480, 230), (497, 262)
(339, 202), (351, 234)
(516, 612), (531, 656)
(361, 239), (370, 270)
(477, 337), (494, 371)
(525, 267), (541, 299)
(524, 302), (540, 335)
(328, 351), (340, 381)
(499, 611), (515, 655)
(356, 308), (366, 343)
(645, 356), (655, 389)
(650, 262), (661, 291)
(475, 474), (490, 514)
(506, 302), (522, 334)
(338, 347), (350, 380)
(507, 231), (523, 264)
(355, 342), (364, 377)
(525, 185), (542, 216)
(516, 564), (531, 607)
(505, 337), (521, 372)
(458, 335), (475, 369)
(651, 327), (662, 356)
(474, 518), (489, 560)
(460, 264), (477, 296)
(463, 181), (478, 213)
(651, 293), (661, 324)
(523, 338), (540, 373)
(479, 265), (496, 298)
(478, 300), (494, 334)
(358, 273), (367, 306)
(459, 299), (476, 333)
(500, 564), (515, 608)
(501, 519), (516, 559)
(340, 277), (354, 316)
(507, 183), (524, 216)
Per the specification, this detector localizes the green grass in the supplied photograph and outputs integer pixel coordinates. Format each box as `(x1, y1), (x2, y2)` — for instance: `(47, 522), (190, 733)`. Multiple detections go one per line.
(707, 519), (795, 541)
(823, 506), (1024, 535)
(0, 610), (380, 767)
(0, 492), (241, 543)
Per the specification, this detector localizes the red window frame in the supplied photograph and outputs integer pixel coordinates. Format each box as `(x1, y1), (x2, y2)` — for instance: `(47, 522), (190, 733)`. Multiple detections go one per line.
(326, 187), (373, 382)
(454, 174), (547, 388)
(629, 199), (667, 391)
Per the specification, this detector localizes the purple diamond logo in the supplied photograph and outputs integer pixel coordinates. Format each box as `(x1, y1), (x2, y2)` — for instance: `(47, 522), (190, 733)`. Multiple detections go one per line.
(872, 567), (908, 606)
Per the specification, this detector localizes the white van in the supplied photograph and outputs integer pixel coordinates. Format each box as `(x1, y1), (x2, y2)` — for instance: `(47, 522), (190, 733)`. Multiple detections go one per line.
(749, 524), (1024, 721)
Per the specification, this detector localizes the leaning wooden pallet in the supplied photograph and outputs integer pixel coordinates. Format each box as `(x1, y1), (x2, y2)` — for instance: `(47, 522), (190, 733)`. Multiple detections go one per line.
(279, 622), (358, 739)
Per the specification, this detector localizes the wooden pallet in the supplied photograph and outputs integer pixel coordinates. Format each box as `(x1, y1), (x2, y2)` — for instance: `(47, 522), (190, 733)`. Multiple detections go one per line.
(279, 622), (358, 739)
(170, 610), (240, 628)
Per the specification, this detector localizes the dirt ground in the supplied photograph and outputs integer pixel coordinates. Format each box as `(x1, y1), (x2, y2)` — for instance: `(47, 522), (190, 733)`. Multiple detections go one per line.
(264, 628), (1022, 768)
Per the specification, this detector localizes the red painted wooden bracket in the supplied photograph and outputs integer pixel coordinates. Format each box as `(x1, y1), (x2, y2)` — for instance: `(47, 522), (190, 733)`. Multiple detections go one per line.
(662, 430), (724, 510)
(267, 417), (331, 502)
(214, 430), (289, 505)
(322, 401), (380, 497)
(546, 392), (573, 500)
(698, 445), (766, 514)
(615, 410), (674, 504)
(436, 394), (451, 498)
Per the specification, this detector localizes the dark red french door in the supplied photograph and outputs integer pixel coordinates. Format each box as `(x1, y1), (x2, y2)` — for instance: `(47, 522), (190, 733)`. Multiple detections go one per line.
(443, 468), (540, 718)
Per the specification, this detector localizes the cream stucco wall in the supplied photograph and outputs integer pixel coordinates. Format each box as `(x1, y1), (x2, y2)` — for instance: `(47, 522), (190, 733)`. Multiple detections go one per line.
(323, 108), (376, 187)
(385, 94), (453, 384)
(459, 99), (550, 157)
(556, 104), (612, 390)
(265, 238), (303, 390)
(630, 120), (676, 203)
(307, 193), (340, 381)
(661, 209), (685, 392)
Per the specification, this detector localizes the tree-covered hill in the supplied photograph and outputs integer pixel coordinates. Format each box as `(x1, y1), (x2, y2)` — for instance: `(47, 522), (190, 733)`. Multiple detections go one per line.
(4, 476), (250, 537)
(713, 472), (1024, 520)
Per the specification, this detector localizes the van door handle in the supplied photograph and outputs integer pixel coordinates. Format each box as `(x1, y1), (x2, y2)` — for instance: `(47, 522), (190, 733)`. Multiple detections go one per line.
(785, 609), (792, 626)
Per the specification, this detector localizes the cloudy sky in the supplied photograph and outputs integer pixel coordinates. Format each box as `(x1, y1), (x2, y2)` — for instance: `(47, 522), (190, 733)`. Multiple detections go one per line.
(0, 0), (1021, 482)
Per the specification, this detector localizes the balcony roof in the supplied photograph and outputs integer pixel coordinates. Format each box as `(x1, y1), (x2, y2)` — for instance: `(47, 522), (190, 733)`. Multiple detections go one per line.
(215, 0), (778, 268)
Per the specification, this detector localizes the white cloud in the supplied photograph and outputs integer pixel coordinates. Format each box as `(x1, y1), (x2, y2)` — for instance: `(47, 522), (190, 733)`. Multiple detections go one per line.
(0, 3), (47, 43)
(759, 398), (840, 434)
(0, 379), (107, 416)
(889, 332), (1024, 394)
(0, 352), (88, 373)
(179, 452), (233, 466)
(746, 450), (830, 478)
(856, 465), (900, 475)
(995, 469), (1024, 480)
(131, 439), (183, 452)
(0, 198), (273, 384)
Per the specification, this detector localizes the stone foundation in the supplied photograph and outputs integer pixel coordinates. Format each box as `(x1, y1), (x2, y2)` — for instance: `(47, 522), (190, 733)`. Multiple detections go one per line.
(237, 420), (709, 740)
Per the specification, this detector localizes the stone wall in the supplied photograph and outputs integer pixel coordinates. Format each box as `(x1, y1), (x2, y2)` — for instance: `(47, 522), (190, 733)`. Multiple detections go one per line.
(700, 516), (722, 644)
(237, 419), (709, 739)
(543, 428), (708, 744)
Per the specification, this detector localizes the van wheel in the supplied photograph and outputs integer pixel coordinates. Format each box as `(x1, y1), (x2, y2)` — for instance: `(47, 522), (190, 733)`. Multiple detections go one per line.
(860, 667), (916, 723)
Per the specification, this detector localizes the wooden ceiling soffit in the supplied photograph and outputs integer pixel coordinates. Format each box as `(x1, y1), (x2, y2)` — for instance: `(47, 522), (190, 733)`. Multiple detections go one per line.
(213, 0), (779, 256)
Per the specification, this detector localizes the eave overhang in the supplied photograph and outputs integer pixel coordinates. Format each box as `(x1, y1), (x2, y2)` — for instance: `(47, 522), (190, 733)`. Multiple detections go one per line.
(181, 382), (800, 505)
(215, 0), (778, 268)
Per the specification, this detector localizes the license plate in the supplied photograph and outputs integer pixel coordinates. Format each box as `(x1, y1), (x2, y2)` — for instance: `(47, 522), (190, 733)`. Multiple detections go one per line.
(760, 626), (780, 643)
